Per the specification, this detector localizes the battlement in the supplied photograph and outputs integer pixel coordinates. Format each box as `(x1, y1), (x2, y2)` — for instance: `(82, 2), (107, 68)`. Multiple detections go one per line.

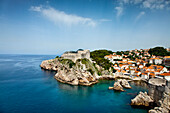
(61, 49), (90, 62)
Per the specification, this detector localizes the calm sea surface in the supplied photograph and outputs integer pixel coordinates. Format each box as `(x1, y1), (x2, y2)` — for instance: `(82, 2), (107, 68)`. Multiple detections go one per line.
(0, 55), (148, 113)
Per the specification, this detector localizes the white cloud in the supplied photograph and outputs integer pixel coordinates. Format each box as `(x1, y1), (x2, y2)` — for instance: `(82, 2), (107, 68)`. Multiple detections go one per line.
(30, 6), (42, 12)
(143, 1), (151, 8)
(99, 19), (112, 22)
(30, 6), (96, 27)
(115, 6), (123, 18)
(118, 0), (170, 10)
(135, 11), (145, 22)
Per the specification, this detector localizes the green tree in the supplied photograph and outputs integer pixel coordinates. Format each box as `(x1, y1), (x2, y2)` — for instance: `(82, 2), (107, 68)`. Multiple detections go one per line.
(90, 50), (113, 70)
(116, 51), (122, 55)
(148, 47), (168, 56)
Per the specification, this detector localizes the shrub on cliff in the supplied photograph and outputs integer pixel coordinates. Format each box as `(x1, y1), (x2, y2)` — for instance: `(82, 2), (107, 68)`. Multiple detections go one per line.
(55, 56), (60, 58)
(87, 68), (94, 75)
(90, 50), (113, 70)
(58, 58), (75, 68)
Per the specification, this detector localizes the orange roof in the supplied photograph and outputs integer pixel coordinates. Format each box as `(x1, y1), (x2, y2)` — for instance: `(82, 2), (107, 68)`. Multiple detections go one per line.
(159, 73), (170, 76)
(157, 66), (163, 69)
(149, 73), (155, 77)
(143, 66), (147, 69)
(155, 70), (161, 72)
(122, 70), (126, 73)
(117, 70), (121, 72)
(105, 55), (113, 58)
(148, 65), (164, 70)
(119, 64), (122, 66)
(118, 61), (127, 64)
(164, 56), (170, 58)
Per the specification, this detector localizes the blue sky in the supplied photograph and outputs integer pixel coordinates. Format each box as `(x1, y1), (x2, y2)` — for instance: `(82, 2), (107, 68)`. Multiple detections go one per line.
(0, 0), (170, 55)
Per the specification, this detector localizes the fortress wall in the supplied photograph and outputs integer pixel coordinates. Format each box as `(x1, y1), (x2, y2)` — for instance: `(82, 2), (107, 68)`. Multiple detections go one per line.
(61, 50), (90, 62)
(148, 78), (170, 108)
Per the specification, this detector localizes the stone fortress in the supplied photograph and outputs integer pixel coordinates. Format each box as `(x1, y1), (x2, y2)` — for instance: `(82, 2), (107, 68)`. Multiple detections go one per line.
(61, 49), (90, 62)
(148, 78), (170, 112)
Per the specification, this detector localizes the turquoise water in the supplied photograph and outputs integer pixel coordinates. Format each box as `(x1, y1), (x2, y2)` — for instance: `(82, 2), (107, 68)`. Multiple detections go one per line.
(0, 55), (148, 113)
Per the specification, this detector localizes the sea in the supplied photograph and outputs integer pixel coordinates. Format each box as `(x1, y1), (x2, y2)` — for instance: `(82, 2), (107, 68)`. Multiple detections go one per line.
(0, 54), (149, 113)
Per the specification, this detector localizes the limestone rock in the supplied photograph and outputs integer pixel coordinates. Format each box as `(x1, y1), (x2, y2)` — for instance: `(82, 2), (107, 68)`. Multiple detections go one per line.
(118, 79), (132, 89)
(101, 75), (115, 80)
(113, 81), (124, 91)
(40, 58), (98, 86)
(131, 91), (154, 106)
(149, 107), (169, 113)
(108, 87), (114, 90)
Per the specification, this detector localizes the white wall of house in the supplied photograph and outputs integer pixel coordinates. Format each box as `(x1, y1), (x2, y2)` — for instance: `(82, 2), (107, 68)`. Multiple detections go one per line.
(160, 67), (168, 73)
(139, 65), (144, 68)
(155, 59), (162, 64)
(149, 59), (153, 64)
(165, 76), (170, 81)
(112, 55), (122, 59)
(141, 75), (148, 79)
(156, 75), (170, 81)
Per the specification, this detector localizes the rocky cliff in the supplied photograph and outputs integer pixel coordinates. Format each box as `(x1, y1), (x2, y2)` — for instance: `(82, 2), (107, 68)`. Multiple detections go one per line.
(40, 58), (114, 86)
(148, 78), (170, 113)
(130, 78), (170, 113)
(131, 91), (154, 106)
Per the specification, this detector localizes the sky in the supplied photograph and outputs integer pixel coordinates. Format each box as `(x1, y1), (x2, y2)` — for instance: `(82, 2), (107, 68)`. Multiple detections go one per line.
(0, 0), (170, 55)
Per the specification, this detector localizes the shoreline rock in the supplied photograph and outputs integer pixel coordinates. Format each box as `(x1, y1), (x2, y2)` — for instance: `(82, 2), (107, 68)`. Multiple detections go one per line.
(40, 58), (99, 86)
(109, 79), (131, 91)
(149, 107), (169, 113)
(99, 75), (115, 80)
(131, 91), (154, 106)
(112, 81), (124, 91)
(118, 79), (132, 89)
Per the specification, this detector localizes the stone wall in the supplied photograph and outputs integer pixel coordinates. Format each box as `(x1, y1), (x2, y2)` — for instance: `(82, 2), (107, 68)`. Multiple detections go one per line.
(148, 78), (170, 110)
(61, 50), (90, 62)
(166, 80), (170, 88)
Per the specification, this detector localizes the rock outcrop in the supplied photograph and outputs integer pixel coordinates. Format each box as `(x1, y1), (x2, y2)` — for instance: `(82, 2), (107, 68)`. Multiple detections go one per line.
(149, 107), (169, 113)
(40, 58), (98, 86)
(99, 75), (115, 80)
(118, 79), (132, 89)
(131, 91), (154, 106)
(109, 79), (131, 91)
(114, 73), (132, 79)
(108, 86), (114, 90)
(113, 81), (124, 91)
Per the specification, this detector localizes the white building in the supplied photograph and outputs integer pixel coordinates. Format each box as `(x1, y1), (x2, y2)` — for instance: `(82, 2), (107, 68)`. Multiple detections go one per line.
(157, 73), (170, 81)
(149, 58), (162, 64)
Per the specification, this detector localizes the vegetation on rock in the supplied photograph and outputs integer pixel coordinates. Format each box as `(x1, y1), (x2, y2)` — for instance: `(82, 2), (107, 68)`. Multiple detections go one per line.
(58, 58), (75, 68)
(90, 50), (115, 71)
(77, 58), (96, 75)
